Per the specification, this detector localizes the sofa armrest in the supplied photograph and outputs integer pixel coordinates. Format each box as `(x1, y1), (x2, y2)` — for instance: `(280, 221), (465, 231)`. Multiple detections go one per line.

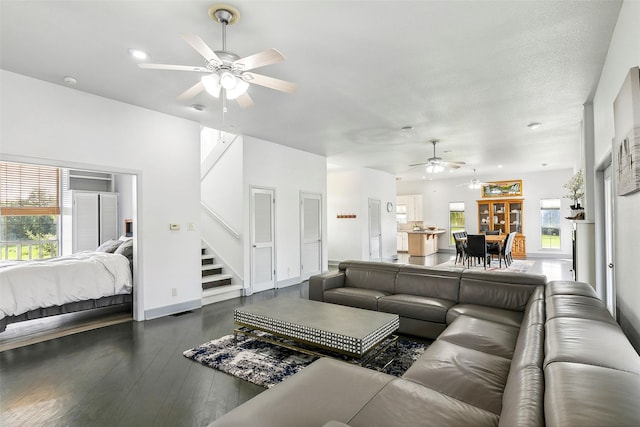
(309, 270), (346, 301)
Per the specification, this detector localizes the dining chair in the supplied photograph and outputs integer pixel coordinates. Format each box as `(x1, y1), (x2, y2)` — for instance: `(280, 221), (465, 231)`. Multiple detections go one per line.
(488, 232), (514, 268)
(466, 234), (490, 269)
(453, 232), (467, 265)
(504, 231), (517, 265)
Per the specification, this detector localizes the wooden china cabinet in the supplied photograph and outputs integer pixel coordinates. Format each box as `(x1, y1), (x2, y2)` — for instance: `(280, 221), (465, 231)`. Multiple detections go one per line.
(477, 199), (526, 259)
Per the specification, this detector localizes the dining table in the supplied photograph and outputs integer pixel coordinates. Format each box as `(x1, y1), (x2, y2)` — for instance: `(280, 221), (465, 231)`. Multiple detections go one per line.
(458, 234), (506, 244)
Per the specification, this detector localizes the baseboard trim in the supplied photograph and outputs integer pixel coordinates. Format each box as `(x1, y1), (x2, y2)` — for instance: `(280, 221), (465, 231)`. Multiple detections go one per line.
(145, 299), (201, 320)
(277, 277), (301, 288)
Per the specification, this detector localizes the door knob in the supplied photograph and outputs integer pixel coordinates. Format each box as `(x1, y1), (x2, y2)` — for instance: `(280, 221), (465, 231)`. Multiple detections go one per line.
(608, 263), (614, 268)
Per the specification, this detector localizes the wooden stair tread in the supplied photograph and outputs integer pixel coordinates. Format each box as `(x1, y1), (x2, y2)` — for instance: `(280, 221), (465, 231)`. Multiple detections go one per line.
(201, 274), (232, 284)
(201, 264), (223, 271)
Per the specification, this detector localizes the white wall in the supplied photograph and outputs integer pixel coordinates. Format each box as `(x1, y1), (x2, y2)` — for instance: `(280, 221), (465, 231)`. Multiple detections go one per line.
(0, 70), (202, 320)
(327, 167), (397, 263)
(243, 136), (327, 290)
(592, 0), (640, 350)
(397, 168), (575, 256)
(200, 129), (245, 286)
(114, 173), (134, 237)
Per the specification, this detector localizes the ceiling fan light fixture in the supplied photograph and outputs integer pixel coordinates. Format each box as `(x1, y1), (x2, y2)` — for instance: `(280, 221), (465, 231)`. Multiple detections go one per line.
(201, 73), (221, 98)
(219, 71), (237, 89)
(426, 164), (444, 173)
(225, 78), (249, 99)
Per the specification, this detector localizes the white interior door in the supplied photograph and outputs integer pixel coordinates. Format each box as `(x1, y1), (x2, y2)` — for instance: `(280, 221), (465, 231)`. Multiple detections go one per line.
(368, 198), (382, 261)
(73, 192), (99, 252)
(604, 165), (616, 316)
(99, 193), (118, 243)
(301, 192), (322, 280)
(251, 187), (275, 293)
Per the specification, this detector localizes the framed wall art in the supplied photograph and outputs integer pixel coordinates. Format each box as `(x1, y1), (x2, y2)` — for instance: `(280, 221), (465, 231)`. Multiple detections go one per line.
(482, 180), (523, 198)
(616, 131), (640, 196)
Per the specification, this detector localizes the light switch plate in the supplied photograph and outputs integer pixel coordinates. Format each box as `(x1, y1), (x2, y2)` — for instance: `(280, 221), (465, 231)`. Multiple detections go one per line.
(169, 224), (180, 231)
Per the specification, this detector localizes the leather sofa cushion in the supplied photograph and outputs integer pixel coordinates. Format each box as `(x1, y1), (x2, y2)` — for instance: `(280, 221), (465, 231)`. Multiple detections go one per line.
(395, 266), (461, 300)
(520, 298), (545, 328)
(349, 377), (499, 427)
(499, 365), (544, 427)
(546, 280), (598, 298)
(544, 362), (640, 427)
(209, 358), (395, 427)
(378, 294), (454, 323)
(447, 304), (523, 327)
(340, 262), (398, 294)
(459, 271), (545, 311)
(544, 317), (640, 374)
(546, 295), (617, 324)
(510, 323), (545, 370)
(323, 288), (389, 311)
(438, 315), (519, 359)
(403, 340), (511, 415)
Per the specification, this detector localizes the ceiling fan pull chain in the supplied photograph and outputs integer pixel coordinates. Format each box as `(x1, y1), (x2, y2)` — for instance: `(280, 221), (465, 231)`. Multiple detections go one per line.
(222, 91), (228, 115)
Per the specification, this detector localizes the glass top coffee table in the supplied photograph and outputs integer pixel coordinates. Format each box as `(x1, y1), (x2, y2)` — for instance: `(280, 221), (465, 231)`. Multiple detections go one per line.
(234, 298), (399, 364)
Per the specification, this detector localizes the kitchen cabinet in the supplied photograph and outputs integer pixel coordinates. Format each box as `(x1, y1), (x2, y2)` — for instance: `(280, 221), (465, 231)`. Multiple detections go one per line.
(397, 232), (409, 252)
(397, 195), (423, 222)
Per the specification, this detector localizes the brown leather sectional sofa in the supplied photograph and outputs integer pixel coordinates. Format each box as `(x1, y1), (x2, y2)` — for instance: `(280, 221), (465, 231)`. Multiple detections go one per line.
(210, 261), (640, 426)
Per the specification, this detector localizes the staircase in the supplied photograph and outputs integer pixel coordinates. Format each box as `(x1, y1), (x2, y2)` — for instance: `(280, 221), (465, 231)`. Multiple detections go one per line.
(201, 244), (243, 305)
(201, 247), (232, 289)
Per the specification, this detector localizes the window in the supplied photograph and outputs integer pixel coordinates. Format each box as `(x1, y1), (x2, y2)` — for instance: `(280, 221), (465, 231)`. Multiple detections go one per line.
(449, 202), (465, 245)
(1, 162), (60, 260)
(540, 199), (561, 249)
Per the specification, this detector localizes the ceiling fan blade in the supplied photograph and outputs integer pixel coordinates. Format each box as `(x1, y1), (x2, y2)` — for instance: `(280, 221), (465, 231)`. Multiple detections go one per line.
(177, 81), (204, 100)
(440, 161), (466, 168)
(180, 34), (221, 63)
(244, 72), (297, 93)
(139, 63), (209, 72)
(235, 92), (256, 109)
(234, 48), (285, 71)
(408, 162), (429, 167)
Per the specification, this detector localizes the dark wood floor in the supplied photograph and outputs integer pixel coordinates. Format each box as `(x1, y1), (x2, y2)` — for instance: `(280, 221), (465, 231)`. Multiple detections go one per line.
(0, 256), (573, 427)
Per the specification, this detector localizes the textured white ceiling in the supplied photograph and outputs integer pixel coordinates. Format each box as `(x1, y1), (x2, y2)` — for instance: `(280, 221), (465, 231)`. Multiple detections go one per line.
(0, 1), (621, 181)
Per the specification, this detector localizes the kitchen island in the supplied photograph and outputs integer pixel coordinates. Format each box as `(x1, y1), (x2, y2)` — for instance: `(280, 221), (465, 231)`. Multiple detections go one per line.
(407, 229), (446, 256)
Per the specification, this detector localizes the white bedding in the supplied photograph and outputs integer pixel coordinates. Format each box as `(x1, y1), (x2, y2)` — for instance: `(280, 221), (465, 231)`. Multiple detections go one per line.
(0, 251), (132, 321)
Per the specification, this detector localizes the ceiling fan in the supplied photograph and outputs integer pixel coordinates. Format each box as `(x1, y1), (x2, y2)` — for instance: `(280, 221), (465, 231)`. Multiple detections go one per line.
(409, 140), (466, 173)
(456, 169), (490, 189)
(138, 4), (296, 110)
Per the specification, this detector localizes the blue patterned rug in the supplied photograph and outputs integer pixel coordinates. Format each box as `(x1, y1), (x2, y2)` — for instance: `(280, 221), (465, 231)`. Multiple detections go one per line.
(183, 332), (428, 388)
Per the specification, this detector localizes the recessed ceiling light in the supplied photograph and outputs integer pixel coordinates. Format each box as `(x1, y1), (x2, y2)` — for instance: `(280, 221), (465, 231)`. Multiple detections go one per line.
(497, 165), (503, 169)
(63, 76), (77, 85)
(527, 122), (542, 129)
(128, 48), (148, 60)
(191, 104), (206, 112)
(401, 126), (414, 132)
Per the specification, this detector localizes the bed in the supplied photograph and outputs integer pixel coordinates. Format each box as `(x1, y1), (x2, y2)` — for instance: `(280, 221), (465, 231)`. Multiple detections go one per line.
(0, 238), (133, 332)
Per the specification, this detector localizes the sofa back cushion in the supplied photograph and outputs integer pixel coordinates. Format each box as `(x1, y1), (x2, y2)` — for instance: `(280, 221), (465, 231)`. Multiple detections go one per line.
(459, 271), (546, 311)
(395, 266), (461, 300)
(339, 261), (398, 294)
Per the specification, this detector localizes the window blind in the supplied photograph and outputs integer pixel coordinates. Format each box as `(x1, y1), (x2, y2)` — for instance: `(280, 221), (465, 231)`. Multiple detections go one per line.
(0, 162), (60, 215)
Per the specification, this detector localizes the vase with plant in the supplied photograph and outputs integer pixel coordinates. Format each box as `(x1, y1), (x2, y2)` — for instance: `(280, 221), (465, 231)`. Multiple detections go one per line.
(564, 169), (585, 210)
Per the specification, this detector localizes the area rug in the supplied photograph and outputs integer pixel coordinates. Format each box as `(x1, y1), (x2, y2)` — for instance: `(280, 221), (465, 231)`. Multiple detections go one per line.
(437, 258), (535, 273)
(183, 332), (428, 388)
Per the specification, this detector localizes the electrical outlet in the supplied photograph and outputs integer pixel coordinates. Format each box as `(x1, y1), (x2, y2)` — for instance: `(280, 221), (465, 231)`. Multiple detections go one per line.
(171, 288), (177, 296)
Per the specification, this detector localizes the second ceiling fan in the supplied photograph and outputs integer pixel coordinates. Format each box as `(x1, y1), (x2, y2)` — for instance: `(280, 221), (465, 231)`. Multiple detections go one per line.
(139, 4), (297, 109)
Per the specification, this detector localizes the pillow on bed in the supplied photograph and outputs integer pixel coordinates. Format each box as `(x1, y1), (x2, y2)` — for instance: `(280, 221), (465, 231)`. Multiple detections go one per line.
(114, 239), (133, 260)
(96, 239), (123, 253)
